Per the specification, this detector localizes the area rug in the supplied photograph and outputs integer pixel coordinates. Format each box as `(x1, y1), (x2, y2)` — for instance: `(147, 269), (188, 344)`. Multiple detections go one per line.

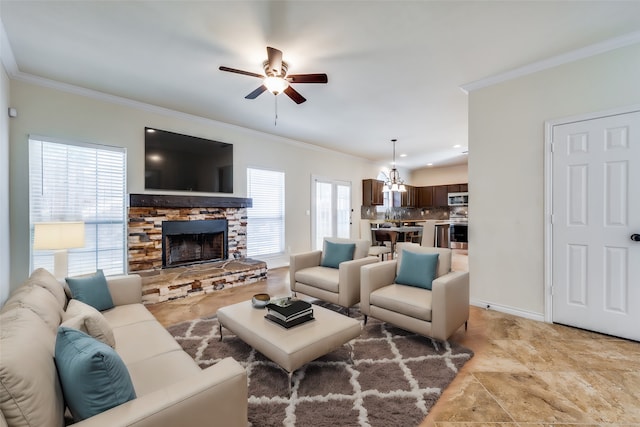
(166, 307), (473, 427)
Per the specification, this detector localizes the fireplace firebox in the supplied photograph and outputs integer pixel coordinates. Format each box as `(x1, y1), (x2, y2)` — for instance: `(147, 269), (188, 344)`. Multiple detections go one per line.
(162, 219), (228, 268)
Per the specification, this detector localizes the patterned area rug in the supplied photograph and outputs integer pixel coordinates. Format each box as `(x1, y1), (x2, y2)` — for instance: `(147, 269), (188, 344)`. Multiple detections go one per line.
(167, 306), (473, 427)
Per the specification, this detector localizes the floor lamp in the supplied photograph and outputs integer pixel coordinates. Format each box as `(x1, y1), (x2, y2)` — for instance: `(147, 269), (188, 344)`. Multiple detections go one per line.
(33, 221), (85, 279)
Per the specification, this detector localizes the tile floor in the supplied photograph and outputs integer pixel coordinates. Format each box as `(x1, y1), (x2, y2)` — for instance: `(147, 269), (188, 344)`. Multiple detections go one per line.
(148, 251), (640, 426)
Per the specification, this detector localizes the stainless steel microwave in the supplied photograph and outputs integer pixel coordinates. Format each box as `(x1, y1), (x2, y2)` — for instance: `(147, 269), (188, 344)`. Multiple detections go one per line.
(448, 192), (468, 206)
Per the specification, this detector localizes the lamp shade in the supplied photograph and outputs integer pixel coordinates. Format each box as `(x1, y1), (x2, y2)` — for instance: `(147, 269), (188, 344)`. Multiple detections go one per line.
(33, 222), (85, 250)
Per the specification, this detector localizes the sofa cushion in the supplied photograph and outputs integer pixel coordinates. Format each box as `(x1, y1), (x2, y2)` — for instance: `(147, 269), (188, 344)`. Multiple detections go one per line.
(1, 284), (63, 332)
(62, 299), (116, 348)
(111, 320), (182, 365)
(321, 241), (355, 268)
(294, 266), (340, 293)
(370, 284), (432, 322)
(395, 250), (439, 290)
(66, 270), (114, 311)
(25, 267), (68, 308)
(101, 303), (157, 328)
(55, 326), (136, 422)
(0, 308), (65, 427)
(126, 350), (201, 396)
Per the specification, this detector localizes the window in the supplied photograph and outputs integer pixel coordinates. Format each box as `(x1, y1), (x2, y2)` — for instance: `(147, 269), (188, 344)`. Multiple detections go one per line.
(29, 137), (126, 276)
(247, 168), (285, 257)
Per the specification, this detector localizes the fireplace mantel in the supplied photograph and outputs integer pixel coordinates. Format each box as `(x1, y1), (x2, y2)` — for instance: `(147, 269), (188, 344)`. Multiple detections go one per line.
(129, 194), (252, 209)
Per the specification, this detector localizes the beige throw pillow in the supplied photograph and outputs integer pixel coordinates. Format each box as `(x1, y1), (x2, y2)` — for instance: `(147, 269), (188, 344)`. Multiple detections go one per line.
(62, 299), (116, 348)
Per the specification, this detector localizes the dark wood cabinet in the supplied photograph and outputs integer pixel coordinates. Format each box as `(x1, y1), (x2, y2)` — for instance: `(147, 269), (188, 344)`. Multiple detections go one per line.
(416, 186), (433, 208)
(362, 179), (384, 206)
(459, 183), (468, 192)
(447, 184), (461, 194)
(401, 185), (416, 207)
(433, 185), (449, 207)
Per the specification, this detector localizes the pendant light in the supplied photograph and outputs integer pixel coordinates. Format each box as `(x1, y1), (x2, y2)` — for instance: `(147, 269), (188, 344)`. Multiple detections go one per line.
(382, 139), (407, 193)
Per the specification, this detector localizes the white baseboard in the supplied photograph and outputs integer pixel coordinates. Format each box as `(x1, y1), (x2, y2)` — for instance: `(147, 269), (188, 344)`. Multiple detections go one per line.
(470, 298), (545, 322)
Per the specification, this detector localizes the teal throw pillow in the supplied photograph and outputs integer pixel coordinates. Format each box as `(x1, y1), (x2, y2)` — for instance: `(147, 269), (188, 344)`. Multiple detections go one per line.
(395, 250), (439, 290)
(321, 241), (356, 269)
(66, 270), (114, 311)
(54, 326), (136, 422)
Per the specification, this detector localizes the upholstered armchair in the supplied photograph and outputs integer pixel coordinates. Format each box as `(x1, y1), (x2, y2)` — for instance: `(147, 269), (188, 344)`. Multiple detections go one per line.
(290, 237), (379, 311)
(360, 243), (469, 341)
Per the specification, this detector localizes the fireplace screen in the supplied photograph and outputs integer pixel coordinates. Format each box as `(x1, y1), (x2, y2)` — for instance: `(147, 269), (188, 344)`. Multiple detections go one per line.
(162, 219), (228, 268)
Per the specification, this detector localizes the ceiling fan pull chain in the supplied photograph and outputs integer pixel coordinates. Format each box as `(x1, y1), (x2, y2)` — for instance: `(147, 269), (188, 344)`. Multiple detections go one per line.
(274, 95), (278, 126)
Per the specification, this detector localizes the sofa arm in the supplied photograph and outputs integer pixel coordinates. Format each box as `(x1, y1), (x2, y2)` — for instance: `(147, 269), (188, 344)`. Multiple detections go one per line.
(289, 251), (322, 291)
(106, 274), (142, 306)
(72, 357), (247, 427)
(360, 260), (398, 315)
(431, 271), (470, 341)
(338, 256), (379, 307)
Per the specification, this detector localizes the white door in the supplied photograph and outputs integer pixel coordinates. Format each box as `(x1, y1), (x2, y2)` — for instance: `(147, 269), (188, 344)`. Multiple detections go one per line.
(552, 110), (640, 341)
(311, 177), (351, 250)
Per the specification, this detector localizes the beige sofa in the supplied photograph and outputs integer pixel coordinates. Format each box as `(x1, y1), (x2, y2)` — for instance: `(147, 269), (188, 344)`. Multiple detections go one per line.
(0, 268), (247, 427)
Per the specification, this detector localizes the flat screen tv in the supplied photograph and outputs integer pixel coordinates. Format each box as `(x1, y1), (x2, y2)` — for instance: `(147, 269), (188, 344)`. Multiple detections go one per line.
(144, 127), (233, 193)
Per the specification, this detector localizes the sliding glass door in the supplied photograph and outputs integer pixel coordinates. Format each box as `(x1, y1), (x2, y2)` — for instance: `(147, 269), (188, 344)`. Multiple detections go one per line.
(312, 176), (351, 250)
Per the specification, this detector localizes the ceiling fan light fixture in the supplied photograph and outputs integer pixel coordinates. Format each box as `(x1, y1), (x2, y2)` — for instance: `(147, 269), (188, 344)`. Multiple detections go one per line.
(264, 76), (289, 95)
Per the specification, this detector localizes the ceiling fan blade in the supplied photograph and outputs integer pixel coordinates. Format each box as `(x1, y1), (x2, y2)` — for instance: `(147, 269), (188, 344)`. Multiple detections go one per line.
(266, 46), (283, 76)
(287, 73), (328, 84)
(284, 86), (306, 104)
(245, 85), (268, 99)
(219, 66), (264, 79)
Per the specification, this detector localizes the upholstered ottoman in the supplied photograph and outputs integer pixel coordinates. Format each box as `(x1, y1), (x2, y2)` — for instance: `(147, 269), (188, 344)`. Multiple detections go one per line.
(217, 300), (361, 391)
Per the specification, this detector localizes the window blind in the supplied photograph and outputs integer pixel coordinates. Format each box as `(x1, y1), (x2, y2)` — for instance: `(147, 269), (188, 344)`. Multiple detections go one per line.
(247, 168), (285, 257)
(29, 137), (127, 276)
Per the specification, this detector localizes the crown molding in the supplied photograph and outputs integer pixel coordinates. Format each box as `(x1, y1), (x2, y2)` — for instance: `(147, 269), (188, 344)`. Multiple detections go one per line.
(460, 30), (640, 94)
(0, 18), (18, 76)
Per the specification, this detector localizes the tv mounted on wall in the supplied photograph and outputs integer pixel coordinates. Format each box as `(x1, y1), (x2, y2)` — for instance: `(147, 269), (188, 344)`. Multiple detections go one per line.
(144, 127), (233, 193)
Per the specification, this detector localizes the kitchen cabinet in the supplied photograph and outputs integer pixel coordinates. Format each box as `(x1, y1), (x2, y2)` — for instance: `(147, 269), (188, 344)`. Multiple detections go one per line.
(400, 185), (416, 207)
(416, 186), (433, 208)
(447, 184), (461, 193)
(433, 185), (449, 207)
(459, 183), (468, 192)
(362, 179), (384, 206)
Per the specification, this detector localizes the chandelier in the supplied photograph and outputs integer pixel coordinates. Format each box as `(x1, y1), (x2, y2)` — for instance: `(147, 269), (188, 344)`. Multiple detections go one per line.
(382, 139), (406, 193)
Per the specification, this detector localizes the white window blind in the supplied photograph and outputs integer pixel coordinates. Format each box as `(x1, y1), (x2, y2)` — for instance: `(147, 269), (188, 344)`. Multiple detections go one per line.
(29, 137), (127, 276)
(247, 168), (285, 257)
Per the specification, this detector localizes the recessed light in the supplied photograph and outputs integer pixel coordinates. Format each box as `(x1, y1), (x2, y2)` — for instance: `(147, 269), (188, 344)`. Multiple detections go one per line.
(399, 153), (407, 158)
(427, 163), (433, 166)
(453, 144), (461, 148)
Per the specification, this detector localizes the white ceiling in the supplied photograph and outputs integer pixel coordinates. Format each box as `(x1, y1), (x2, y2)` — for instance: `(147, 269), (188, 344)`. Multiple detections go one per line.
(2, 1), (640, 170)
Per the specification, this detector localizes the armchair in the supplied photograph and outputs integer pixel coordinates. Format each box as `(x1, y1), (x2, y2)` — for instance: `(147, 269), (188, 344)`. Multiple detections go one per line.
(360, 243), (469, 341)
(290, 237), (379, 311)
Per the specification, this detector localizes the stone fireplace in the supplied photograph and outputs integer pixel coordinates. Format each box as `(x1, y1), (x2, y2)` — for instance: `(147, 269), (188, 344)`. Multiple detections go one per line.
(128, 194), (267, 304)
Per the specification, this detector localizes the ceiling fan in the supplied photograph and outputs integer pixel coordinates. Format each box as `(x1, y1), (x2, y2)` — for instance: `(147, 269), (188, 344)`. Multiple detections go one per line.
(219, 46), (328, 104)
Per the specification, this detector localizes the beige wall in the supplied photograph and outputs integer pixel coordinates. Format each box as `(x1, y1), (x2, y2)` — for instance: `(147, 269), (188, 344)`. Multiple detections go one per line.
(0, 64), (9, 304)
(8, 80), (380, 291)
(469, 43), (640, 317)
(410, 164), (468, 186)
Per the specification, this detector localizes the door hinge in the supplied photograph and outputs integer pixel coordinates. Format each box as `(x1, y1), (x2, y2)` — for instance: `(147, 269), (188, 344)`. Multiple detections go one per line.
(550, 142), (555, 152)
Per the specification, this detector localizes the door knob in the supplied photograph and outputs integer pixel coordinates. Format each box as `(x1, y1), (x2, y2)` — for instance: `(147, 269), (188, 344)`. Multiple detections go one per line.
(631, 234), (640, 242)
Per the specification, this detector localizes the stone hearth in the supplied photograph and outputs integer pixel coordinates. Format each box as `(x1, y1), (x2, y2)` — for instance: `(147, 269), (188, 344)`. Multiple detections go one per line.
(138, 258), (267, 304)
(127, 194), (267, 304)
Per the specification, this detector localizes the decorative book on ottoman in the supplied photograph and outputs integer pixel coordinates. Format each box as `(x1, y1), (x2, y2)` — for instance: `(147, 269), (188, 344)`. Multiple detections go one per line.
(265, 299), (314, 328)
(264, 313), (314, 329)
